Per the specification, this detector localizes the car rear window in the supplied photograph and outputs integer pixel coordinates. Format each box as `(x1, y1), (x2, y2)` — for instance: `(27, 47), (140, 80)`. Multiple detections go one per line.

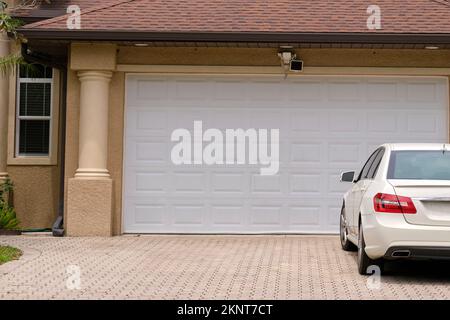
(388, 150), (450, 180)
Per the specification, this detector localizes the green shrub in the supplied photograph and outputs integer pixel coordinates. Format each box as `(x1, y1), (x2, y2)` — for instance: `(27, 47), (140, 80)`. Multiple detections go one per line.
(0, 246), (22, 264)
(0, 179), (19, 230)
(0, 178), (13, 202)
(0, 204), (19, 230)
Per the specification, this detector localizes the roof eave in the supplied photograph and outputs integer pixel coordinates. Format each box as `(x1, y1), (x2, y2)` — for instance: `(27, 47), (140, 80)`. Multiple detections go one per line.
(17, 29), (450, 44)
(11, 10), (68, 24)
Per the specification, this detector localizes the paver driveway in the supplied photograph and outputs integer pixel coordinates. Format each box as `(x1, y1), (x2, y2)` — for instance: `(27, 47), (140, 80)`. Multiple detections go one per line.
(0, 235), (449, 299)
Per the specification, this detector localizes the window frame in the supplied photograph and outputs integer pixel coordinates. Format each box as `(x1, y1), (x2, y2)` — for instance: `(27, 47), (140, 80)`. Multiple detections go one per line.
(7, 67), (60, 166)
(356, 148), (381, 182)
(367, 147), (385, 179)
(15, 73), (54, 157)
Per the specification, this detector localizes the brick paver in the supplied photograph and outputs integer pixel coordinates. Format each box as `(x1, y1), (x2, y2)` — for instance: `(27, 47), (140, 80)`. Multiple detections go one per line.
(0, 235), (449, 299)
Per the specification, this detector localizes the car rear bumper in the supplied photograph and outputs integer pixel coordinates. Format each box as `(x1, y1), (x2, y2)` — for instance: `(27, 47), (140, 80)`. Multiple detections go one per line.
(384, 246), (450, 260)
(361, 213), (450, 259)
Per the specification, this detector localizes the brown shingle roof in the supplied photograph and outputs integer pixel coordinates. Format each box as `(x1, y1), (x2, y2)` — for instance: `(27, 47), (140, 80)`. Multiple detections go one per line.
(19, 0), (450, 34)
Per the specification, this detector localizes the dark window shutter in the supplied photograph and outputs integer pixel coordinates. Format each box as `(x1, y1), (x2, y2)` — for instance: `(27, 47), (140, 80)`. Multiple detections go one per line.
(18, 120), (50, 155)
(19, 83), (51, 117)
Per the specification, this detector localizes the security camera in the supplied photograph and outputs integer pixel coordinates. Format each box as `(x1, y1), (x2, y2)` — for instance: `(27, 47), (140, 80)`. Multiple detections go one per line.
(278, 50), (304, 73)
(278, 51), (293, 65)
(290, 59), (304, 72)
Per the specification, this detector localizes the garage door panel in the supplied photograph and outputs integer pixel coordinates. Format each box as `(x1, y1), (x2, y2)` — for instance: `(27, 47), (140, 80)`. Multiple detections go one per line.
(173, 204), (206, 226)
(127, 139), (168, 165)
(406, 80), (449, 106)
(249, 205), (283, 226)
(123, 198), (169, 231)
(172, 172), (207, 194)
(367, 81), (399, 102)
(135, 142), (166, 163)
(245, 80), (284, 102)
(207, 111), (251, 130)
(367, 111), (398, 133)
(288, 206), (321, 227)
(329, 112), (363, 134)
(249, 111), (286, 129)
(134, 78), (169, 100)
(170, 110), (207, 129)
(125, 197), (357, 233)
(290, 111), (324, 135)
(134, 204), (166, 225)
(289, 172), (324, 196)
(290, 142), (324, 166)
(406, 82), (438, 103)
(123, 75), (448, 234)
(328, 80), (362, 101)
(406, 112), (447, 137)
(287, 80), (323, 101)
(211, 171), (248, 195)
(211, 203), (246, 226)
(134, 170), (167, 193)
(212, 80), (247, 101)
(126, 109), (168, 137)
(327, 205), (342, 227)
(251, 174), (283, 194)
(175, 80), (213, 100)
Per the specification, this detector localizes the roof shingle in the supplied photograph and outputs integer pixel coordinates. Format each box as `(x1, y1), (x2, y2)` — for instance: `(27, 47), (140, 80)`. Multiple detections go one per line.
(20, 0), (450, 34)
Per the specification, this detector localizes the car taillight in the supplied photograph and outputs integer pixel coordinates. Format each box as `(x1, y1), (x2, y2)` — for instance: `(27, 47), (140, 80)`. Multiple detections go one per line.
(373, 193), (417, 214)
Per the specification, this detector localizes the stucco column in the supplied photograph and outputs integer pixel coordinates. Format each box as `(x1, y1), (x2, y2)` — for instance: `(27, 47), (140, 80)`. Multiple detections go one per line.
(0, 32), (10, 181)
(67, 71), (114, 235)
(75, 71), (112, 178)
(66, 43), (117, 236)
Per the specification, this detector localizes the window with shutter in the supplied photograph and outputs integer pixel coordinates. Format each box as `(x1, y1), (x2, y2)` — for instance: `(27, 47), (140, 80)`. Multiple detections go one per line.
(16, 65), (53, 156)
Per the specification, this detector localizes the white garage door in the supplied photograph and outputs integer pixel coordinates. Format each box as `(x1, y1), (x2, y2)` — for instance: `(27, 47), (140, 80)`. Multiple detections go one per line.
(123, 75), (448, 234)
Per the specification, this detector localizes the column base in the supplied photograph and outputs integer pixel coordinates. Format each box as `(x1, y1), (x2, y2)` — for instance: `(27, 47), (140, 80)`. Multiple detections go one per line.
(0, 172), (8, 181)
(66, 178), (113, 236)
(74, 168), (110, 179)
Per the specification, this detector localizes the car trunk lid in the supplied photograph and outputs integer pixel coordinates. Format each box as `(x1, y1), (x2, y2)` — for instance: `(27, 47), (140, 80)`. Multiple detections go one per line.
(389, 180), (450, 227)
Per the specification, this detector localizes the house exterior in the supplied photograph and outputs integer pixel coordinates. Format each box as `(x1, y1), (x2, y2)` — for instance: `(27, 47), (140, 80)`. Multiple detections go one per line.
(0, 0), (449, 236)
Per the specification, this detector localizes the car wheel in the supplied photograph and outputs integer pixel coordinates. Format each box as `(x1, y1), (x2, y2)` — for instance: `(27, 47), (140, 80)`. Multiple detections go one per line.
(357, 223), (384, 275)
(340, 206), (357, 251)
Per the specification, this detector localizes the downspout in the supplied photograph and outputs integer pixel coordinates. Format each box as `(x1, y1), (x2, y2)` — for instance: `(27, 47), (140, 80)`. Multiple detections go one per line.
(21, 43), (67, 237)
(52, 68), (66, 237)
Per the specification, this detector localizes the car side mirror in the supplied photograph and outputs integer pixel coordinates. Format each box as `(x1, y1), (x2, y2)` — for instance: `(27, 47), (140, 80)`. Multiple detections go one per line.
(340, 171), (356, 183)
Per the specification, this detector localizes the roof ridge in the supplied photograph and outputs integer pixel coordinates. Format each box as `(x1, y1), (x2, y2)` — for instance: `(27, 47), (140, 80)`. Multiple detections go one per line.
(22, 0), (137, 29)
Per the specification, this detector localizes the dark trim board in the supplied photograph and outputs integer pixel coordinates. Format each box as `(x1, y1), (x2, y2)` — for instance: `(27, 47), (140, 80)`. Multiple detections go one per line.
(18, 30), (450, 45)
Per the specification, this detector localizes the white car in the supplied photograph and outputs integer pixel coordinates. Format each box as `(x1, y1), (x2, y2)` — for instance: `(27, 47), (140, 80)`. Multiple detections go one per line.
(339, 143), (450, 275)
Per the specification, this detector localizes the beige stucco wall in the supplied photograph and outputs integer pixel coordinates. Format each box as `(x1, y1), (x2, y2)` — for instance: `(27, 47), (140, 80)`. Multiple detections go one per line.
(6, 166), (59, 228)
(71, 43), (117, 71)
(63, 68), (79, 232)
(108, 72), (125, 235)
(61, 46), (450, 235)
(117, 47), (450, 67)
(66, 178), (113, 236)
